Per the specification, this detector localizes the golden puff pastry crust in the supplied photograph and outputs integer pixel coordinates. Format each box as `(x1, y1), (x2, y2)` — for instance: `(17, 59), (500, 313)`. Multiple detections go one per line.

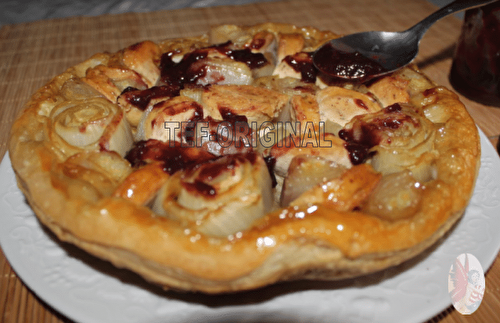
(9, 23), (480, 293)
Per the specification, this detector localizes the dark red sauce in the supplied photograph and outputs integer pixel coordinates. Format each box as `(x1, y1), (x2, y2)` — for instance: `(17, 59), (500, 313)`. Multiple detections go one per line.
(212, 41), (268, 69)
(422, 88), (440, 98)
(339, 103), (408, 164)
(120, 86), (182, 110)
(264, 155), (277, 188)
(196, 153), (247, 181)
(182, 180), (217, 197)
(181, 152), (258, 197)
(218, 107), (248, 123)
(283, 52), (318, 83)
(384, 102), (402, 113)
(159, 41), (268, 90)
(214, 107), (251, 148)
(339, 123), (381, 155)
(313, 43), (386, 81)
(159, 50), (209, 89)
(341, 142), (375, 165)
(125, 139), (218, 175)
(249, 38), (266, 50)
(354, 99), (369, 110)
(380, 117), (404, 129)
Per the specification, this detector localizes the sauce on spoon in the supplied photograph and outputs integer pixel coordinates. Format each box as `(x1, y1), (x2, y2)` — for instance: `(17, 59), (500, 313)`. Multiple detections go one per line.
(314, 43), (387, 81)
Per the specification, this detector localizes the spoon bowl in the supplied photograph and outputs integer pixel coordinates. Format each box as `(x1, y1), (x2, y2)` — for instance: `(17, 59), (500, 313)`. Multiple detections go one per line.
(313, 0), (498, 81)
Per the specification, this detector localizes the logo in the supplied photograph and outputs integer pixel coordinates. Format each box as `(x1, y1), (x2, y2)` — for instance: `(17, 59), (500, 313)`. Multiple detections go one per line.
(448, 253), (485, 315)
(162, 120), (334, 149)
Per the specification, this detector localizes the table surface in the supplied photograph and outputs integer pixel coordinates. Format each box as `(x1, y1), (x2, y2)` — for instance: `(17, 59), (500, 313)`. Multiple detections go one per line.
(1, 0), (500, 322)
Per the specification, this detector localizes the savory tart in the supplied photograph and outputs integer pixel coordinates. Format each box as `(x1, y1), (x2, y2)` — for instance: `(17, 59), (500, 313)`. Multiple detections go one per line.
(9, 23), (480, 293)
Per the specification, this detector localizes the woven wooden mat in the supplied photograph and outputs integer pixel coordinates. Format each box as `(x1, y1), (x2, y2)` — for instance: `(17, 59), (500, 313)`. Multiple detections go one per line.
(1, 0), (500, 322)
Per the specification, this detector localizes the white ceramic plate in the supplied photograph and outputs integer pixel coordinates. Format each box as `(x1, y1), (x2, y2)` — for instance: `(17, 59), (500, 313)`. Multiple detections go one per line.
(1, 129), (499, 323)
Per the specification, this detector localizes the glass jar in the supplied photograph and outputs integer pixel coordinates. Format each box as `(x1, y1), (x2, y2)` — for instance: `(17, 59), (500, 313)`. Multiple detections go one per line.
(449, 2), (500, 107)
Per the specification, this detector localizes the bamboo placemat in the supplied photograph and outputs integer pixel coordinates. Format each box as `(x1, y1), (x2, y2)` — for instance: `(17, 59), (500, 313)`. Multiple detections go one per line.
(1, 0), (500, 322)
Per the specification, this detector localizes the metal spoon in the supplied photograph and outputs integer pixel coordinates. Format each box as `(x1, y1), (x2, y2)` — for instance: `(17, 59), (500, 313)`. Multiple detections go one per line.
(313, 0), (498, 81)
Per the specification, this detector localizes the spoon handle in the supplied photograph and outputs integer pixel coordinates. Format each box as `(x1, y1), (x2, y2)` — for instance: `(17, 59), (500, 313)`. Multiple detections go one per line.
(407, 0), (498, 37)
